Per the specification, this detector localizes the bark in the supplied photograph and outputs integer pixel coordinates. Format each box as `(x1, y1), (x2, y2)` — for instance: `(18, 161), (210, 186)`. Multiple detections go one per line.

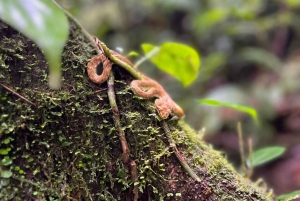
(0, 20), (273, 201)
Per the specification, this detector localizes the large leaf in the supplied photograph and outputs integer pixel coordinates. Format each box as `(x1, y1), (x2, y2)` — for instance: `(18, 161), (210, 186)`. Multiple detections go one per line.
(142, 42), (200, 87)
(0, 0), (69, 89)
(198, 99), (258, 124)
(250, 146), (286, 167)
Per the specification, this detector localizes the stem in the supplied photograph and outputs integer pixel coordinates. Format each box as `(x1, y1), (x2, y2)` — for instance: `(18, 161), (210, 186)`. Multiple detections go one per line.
(99, 42), (144, 80)
(173, 147), (201, 182)
(134, 46), (160, 69)
(107, 70), (139, 199)
(129, 161), (139, 201)
(237, 122), (246, 174)
(0, 83), (36, 107)
(247, 138), (253, 178)
(161, 121), (201, 182)
(107, 71), (130, 164)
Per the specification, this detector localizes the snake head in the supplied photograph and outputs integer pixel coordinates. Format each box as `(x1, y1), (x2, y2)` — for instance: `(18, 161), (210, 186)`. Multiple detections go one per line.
(155, 98), (185, 119)
(155, 99), (172, 119)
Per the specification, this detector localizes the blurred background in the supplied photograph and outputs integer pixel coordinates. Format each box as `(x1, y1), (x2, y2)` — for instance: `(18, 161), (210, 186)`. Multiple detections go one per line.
(57, 0), (300, 197)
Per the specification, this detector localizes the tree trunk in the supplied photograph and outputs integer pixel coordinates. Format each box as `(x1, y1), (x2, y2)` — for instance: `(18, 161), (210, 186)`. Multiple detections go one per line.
(0, 20), (273, 201)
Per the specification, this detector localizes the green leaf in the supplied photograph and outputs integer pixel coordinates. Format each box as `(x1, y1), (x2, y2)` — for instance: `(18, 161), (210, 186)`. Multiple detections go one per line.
(198, 99), (258, 124)
(1, 157), (12, 166)
(142, 42), (200, 87)
(3, 138), (10, 144)
(0, 0), (69, 89)
(0, 148), (11, 155)
(127, 51), (140, 57)
(250, 146), (286, 167)
(277, 190), (300, 201)
(1, 170), (12, 178)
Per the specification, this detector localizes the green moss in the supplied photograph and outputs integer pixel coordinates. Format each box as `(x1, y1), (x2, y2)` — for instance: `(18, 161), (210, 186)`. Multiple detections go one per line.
(0, 20), (273, 201)
(171, 121), (273, 200)
(0, 20), (169, 200)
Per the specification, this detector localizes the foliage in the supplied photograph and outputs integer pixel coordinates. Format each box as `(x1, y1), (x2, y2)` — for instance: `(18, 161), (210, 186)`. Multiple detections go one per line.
(142, 42), (200, 86)
(248, 146), (286, 167)
(0, 170), (12, 178)
(198, 99), (258, 124)
(0, 0), (69, 89)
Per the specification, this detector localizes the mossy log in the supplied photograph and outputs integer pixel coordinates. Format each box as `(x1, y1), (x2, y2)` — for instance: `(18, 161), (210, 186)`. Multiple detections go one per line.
(0, 20), (273, 201)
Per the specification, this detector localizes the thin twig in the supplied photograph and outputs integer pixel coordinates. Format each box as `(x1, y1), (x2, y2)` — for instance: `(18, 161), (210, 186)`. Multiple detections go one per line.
(107, 71), (130, 164)
(237, 122), (246, 174)
(94, 88), (107, 93)
(247, 138), (253, 178)
(129, 161), (139, 201)
(0, 83), (36, 107)
(161, 121), (201, 182)
(134, 46), (160, 69)
(107, 71), (139, 199)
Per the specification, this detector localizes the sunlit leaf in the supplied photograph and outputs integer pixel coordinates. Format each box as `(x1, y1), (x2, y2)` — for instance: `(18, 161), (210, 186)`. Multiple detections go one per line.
(198, 99), (258, 124)
(142, 42), (200, 86)
(0, 0), (69, 89)
(1, 170), (12, 178)
(277, 190), (300, 201)
(250, 146), (286, 167)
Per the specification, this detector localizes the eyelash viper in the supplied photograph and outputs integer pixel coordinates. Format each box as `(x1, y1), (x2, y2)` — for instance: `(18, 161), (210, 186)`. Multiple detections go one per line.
(87, 39), (184, 119)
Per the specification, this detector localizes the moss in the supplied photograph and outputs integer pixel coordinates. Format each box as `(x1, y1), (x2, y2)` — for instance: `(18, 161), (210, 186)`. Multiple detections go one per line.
(169, 121), (274, 200)
(0, 20), (168, 200)
(0, 20), (274, 201)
